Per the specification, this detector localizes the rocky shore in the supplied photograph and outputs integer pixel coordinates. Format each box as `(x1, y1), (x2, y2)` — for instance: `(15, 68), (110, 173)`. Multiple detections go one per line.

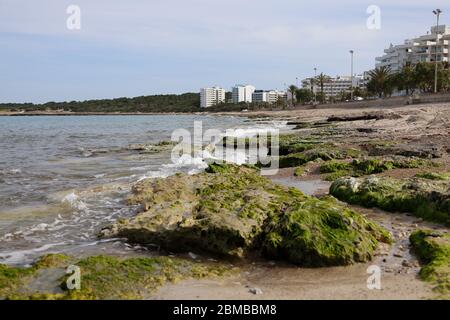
(1, 102), (449, 300)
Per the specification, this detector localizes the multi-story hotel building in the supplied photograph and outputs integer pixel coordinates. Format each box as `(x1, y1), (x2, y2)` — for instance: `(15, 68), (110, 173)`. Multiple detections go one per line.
(301, 75), (367, 98)
(232, 85), (256, 103)
(375, 25), (450, 72)
(252, 90), (287, 104)
(200, 87), (226, 108)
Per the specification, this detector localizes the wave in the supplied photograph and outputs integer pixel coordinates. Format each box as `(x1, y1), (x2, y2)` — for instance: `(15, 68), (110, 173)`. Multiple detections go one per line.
(0, 242), (68, 265)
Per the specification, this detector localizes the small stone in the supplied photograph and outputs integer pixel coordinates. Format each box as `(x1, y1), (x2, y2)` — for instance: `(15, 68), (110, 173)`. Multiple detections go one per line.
(188, 252), (198, 260)
(402, 260), (412, 267)
(249, 287), (263, 295)
(394, 253), (404, 258)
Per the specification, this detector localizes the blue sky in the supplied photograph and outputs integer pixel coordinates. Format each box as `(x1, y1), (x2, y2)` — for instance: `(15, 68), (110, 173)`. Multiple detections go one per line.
(1, 0), (449, 103)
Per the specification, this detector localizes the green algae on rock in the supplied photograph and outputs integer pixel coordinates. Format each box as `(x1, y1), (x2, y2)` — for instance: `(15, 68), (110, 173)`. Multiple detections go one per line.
(294, 166), (307, 177)
(320, 157), (436, 181)
(410, 230), (450, 297)
(330, 176), (450, 226)
(62, 255), (228, 300)
(260, 195), (392, 266)
(101, 163), (391, 267)
(415, 172), (449, 181)
(0, 254), (70, 298)
(1, 255), (229, 300)
(277, 145), (361, 169)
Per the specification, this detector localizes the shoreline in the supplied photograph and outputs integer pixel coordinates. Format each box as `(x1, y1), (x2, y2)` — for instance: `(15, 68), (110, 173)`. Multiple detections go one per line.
(1, 102), (449, 300)
(2, 99), (450, 118)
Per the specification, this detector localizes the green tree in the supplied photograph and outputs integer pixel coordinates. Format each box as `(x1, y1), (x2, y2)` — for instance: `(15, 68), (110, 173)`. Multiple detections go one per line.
(367, 66), (394, 98)
(392, 62), (416, 95)
(414, 62), (435, 93)
(288, 85), (298, 105)
(295, 88), (313, 104)
(315, 73), (331, 98)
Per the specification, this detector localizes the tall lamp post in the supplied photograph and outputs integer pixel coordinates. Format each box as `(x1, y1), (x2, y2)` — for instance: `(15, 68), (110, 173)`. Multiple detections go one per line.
(349, 50), (354, 101)
(433, 9), (442, 94)
(313, 67), (317, 103)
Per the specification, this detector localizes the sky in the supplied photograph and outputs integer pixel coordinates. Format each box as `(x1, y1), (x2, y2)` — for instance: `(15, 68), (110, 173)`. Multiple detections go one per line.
(1, 0), (450, 103)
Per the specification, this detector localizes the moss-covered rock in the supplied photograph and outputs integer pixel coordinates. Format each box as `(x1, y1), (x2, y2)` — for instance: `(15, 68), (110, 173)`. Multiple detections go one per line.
(320, 157), (435, 181)
(415, 172), (449, 181)
(260, 195), (392, 266)
(0, 255), (228, 300)
(277, 146), (360, 169)
(101, 163), (391, 267)
(0, 254), (70, 298)
(410, 230), (450, 297)
(62, 255), (228, 300)
(294, 166), (306, 177)
(330, 176), (450, 225)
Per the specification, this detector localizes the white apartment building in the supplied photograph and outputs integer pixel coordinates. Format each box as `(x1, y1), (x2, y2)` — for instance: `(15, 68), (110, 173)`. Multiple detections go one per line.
(232, 85), (256, 103)
(252, 90), (287, 104)
(376, 25), (450, 72)
(200, 87), (226, 108)
(301, 75), (366, 98)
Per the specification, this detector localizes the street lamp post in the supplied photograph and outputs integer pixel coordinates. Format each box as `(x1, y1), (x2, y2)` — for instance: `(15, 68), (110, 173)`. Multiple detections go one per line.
(313, 68), (317, 103)
(433, 9), (442, 94)
(350, 50), (354, 101)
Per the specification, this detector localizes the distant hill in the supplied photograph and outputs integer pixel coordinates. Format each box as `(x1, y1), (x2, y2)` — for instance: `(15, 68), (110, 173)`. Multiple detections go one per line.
(0, 93), (201, 113)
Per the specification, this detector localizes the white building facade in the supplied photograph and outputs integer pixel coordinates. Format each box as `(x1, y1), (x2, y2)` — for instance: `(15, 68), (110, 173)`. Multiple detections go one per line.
(301, 75), (367, 98)
(200, 87), (226, 108)
(252, 90), (287, 104)
(376, 25), (450, 72)
(232, 85), (256, 103)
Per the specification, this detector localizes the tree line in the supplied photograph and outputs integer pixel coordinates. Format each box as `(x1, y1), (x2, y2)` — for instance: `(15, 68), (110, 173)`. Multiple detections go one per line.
(0, 92), (290, 113)
(367, 61), (450, 98)
(287, 61), (450, 105)
(0, 93), (202, 113)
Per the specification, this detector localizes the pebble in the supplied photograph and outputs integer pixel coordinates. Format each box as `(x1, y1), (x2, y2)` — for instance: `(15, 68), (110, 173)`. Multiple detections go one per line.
(188, 252), (198, 260)
(249, 287), (263, 295)
(402, 260), (412, 268)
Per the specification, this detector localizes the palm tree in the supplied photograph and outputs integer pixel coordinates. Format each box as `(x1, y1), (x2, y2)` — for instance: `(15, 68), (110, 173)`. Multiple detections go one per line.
(288, 85), (298, 106)
(367, 66), (393, 98)
(315, 73), (331, 102)
(315, 73), (331, 95)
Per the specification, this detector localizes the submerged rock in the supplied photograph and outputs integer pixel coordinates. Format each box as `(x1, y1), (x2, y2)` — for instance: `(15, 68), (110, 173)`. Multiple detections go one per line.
(330, 176), (450, 226)
(127, 141), (175, 154)
(101, 164), (391, 267)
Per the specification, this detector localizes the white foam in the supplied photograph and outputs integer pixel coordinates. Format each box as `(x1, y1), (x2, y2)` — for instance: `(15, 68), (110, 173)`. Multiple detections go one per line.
(62, 192), (87, 211)
(0, 242), (67, 265)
